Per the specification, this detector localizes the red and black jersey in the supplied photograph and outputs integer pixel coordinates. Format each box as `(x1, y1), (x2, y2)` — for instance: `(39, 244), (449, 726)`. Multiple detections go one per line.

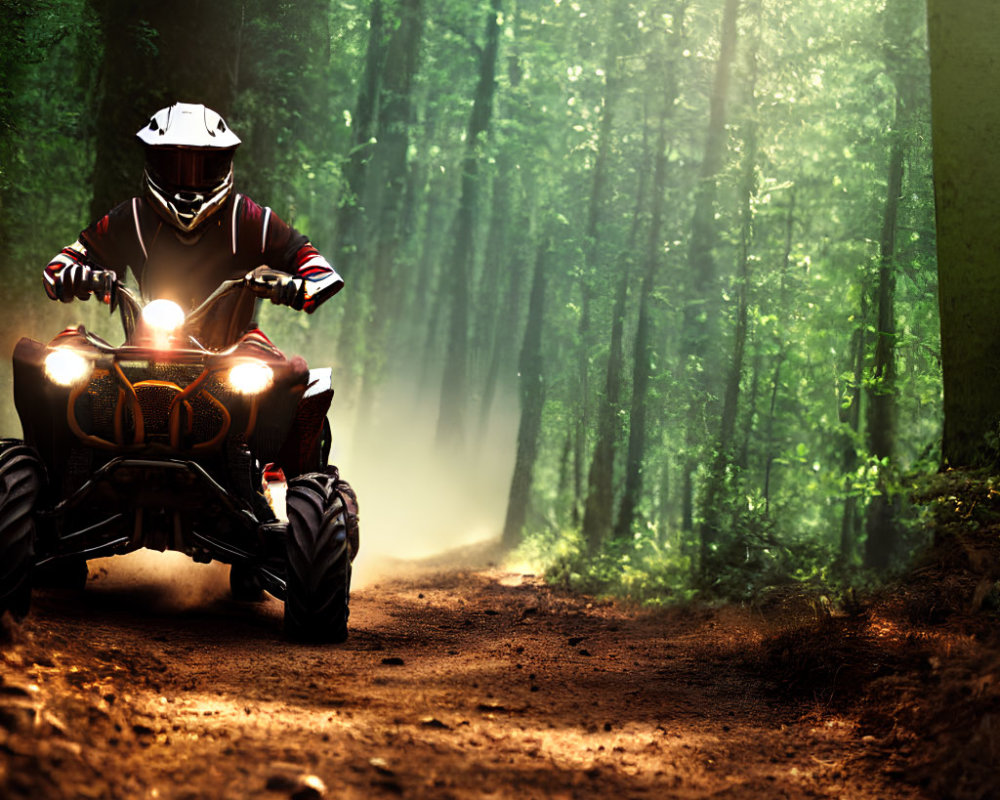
(44, 194), (342, 348)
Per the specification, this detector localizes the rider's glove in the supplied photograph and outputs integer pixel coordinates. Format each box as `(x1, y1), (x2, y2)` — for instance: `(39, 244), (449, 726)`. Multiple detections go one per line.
(54, 264), (117, 304)
(245, 269), (307, 311)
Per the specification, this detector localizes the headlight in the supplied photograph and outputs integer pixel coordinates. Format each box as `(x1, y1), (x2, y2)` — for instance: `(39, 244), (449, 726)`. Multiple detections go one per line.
(142, 299), (186, 335)
(44, 349), (93, 387)
(228, 361), (273, 395)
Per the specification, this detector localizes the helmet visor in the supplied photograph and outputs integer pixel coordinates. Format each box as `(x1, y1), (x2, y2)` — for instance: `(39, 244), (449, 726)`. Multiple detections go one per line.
(146, 147), (234, 192)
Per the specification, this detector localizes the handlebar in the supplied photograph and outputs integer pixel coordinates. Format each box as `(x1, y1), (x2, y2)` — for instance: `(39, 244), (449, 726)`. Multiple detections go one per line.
(112, 266), (288, 347)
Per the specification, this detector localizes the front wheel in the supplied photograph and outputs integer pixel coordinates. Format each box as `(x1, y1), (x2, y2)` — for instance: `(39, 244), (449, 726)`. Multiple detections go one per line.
(284, 469), (351, 642)
(0, 441), (42, 618)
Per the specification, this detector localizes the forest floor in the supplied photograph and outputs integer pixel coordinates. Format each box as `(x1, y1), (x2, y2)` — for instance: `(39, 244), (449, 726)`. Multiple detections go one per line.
(2, 476), (1000, 800)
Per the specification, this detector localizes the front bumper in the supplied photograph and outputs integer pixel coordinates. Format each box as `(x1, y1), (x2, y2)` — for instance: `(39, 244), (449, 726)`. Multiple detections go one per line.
(35, 456), (289, 598)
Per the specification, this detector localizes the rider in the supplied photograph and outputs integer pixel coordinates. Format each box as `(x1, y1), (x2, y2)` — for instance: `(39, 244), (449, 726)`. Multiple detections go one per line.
(43, 101), (343, 349)
(40, 102), (358, 535)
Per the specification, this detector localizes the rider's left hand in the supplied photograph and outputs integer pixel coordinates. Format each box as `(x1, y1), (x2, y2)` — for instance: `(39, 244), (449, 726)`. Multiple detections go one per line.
(245, 268), (306, 311)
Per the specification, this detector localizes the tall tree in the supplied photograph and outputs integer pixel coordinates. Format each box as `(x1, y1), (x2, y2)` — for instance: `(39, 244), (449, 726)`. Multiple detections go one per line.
(335, 0), (386, 364)
(502, 237), (548, 550)
(928, 0), (1000, 467)
(612, 4), (688, 544)
(678, 0), (740, 537)
(569, 8), (623, 525)
(356, 0), (426, 418)
(435, 0), (502, 447)
(616, 118), (669, 544)
(864, 0), (925, 569)
(699, 0), (760, 573)
(571, 4), (631, 546)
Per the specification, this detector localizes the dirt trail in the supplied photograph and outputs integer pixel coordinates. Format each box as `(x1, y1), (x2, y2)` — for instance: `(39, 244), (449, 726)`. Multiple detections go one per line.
(0, 558), (927, 800)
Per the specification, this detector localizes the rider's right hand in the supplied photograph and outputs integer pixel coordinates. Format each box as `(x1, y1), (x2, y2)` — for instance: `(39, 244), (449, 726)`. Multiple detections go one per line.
(54, 264), (116, 304)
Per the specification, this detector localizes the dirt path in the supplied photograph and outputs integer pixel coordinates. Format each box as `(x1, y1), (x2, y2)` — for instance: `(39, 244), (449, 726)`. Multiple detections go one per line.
(0, 557), (927, 800)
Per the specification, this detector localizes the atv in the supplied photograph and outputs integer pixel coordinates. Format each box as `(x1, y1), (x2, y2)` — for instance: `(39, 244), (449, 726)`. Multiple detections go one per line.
(1, 268), (358, 642)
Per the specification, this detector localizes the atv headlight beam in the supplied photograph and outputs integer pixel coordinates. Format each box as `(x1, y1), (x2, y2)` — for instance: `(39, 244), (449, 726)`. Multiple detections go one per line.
(142, 299), (186, 335)
(44, 348), (93, 387)
(228, 361), (273, 395)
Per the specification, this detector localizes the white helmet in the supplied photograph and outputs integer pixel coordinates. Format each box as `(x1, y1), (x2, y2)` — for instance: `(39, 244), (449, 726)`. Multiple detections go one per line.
(136, 103), (242, 232)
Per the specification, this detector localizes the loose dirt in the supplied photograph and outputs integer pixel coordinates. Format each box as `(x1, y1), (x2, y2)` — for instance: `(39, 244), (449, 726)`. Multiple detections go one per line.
(0, 551), (963, 800)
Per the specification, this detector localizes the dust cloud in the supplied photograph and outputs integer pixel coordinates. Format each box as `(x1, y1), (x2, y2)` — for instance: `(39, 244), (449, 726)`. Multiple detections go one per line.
(85, 551), (233, 612)
(335, 376), (519, 588)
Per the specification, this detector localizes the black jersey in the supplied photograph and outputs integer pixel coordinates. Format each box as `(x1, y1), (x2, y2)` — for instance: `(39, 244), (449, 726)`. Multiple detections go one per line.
(45, 194), (342, 348)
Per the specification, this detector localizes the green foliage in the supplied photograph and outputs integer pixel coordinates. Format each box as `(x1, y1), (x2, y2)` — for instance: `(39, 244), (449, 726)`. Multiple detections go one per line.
(514, 523), (696, 604)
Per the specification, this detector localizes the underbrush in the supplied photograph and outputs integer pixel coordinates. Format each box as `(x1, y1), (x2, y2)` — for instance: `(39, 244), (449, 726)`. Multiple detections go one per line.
(514, 513), (863, 608)
(745, 469), (1000, 800)
(512, 525), (697, 604)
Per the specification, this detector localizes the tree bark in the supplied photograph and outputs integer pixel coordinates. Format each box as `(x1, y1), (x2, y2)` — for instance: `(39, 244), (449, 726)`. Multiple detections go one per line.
(582, 90), (650, 551)
(582, 267), (628, 551)
(573, 9), (626, 550)
(838, 292), (867, 561)
(613, 4), (687, 542)
(679, 0), (740, 539)
(436, 0), (502, 448)
(699, 2), (758, 574)
(502, 239), (548, 550)
(761, 189), (795, 515)
(475, 52), (528, 442)
(616, 120), (668, 542)
(864, 0), (924, 568)
(928, 0), (1000, 467)
(356, 0), (426, 417)
(335, 0), (386, 361)
(863, 109), (904, 570)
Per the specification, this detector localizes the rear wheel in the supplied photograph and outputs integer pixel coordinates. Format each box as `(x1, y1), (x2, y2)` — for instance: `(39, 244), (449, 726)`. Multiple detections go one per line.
(0, 441), (42, 618)
(284, 469), (351, 642)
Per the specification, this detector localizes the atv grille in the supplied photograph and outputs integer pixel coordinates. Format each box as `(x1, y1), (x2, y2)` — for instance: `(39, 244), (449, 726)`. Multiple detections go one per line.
(87, 370), (118, 431)
(71, 362), (246, 451)
(120, 362), (204, 387)
(134, 383), (177, 435)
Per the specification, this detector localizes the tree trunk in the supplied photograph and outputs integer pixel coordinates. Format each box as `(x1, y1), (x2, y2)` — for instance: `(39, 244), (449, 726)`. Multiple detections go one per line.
(863, 113), (904, 570)
(356, 0), (425, 418)
(475, 50), (528, 441)
(761, 189), (795, 515)
(573, 9), (628, 549)
(502, 239), (548, 550)
(699, 4), (758, 574)
(928, 0), (1000, 467)
(435, 0), (502, 448)
(581, 90), (650, 551)
(864, 0), (924, 568)
(616, 120), (668, 541)
(477, 208), (528, 442)
(335, 0), (386, 363)
(679, 0), (740, 539)
(582, 268), (628, 552)
(614, 4), (687, 541)
(838, 294), (867, 561)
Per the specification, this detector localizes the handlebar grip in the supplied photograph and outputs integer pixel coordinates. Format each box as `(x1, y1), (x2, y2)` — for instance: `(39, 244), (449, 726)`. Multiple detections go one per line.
(245, 266), (287, 298)
(84, 269), (117, 306)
